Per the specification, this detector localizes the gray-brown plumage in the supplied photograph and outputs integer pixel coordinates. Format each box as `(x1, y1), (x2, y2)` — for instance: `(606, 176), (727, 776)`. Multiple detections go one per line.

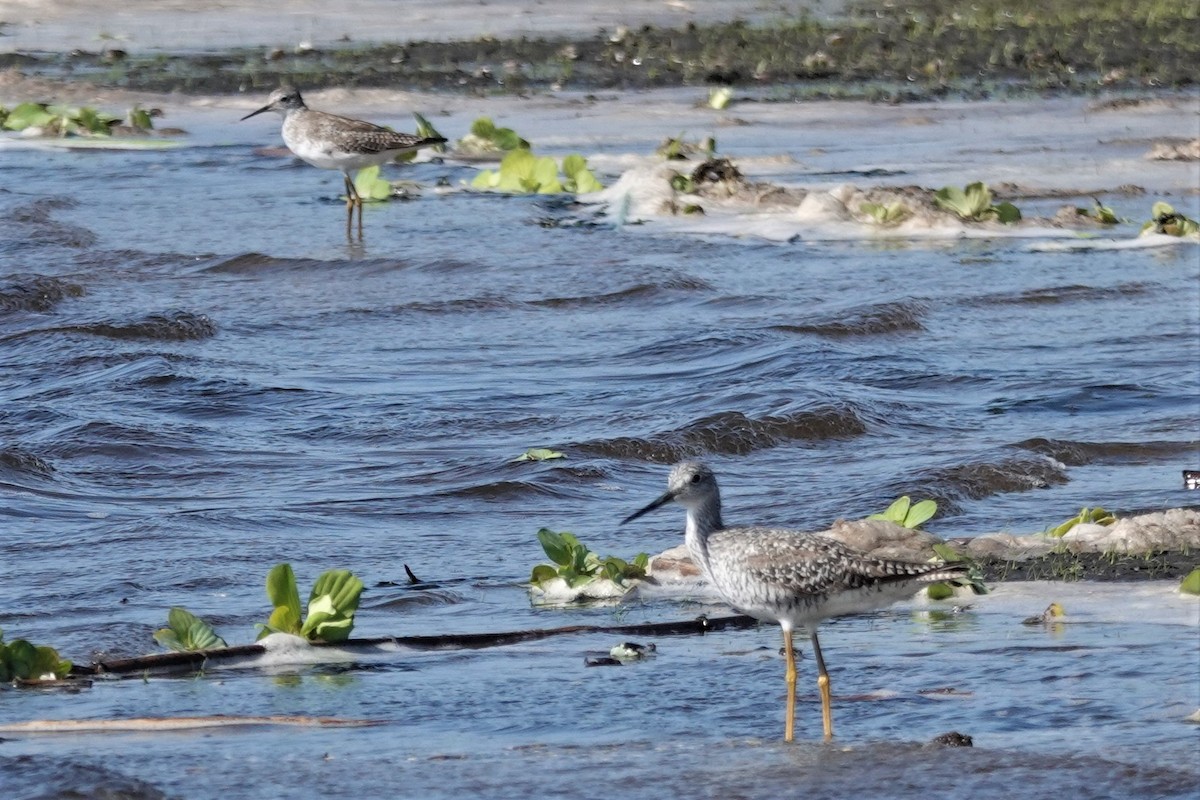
(622, 460), (966, 742)
(241, 86), (446, 230)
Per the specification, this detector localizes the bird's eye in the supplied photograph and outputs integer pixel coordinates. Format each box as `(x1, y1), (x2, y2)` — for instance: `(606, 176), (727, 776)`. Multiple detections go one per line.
(690, 473), (701, 483)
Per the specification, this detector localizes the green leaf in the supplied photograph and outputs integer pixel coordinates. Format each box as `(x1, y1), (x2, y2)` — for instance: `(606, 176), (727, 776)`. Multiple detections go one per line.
(562, 154), (586, 177)
(537, 528), (573, 566)
(32, 645), (71, 680)
(128, 105), (154, 130)
(6, 639), (37, 678)
(904, 499), (938, 529)
(1180, 567), (1200, 596)
(926, 582), (954, 601)
(708, 86), (733, 110)
(3, 102), (55, 131)
(470, 117), (497, 139)
(564, 571), (595, 588)
(471, 169), (499, 189)
(529, 564), (558, 585)
(412, 111), (444, 149)
(353, 165), (392, 202)
(266, 563), (302, 618)
(493, 128), (530, 151)
(1151, 201), (1175, 219)
(259, 563), (303, 638)
(154, 607), (226, 652)
(882, 496), (911, 524)
(992, 201), (1022, 224)
(931, 543), (963, 563)
(300, 569), (364, 642)
(514, 447), (565, 462)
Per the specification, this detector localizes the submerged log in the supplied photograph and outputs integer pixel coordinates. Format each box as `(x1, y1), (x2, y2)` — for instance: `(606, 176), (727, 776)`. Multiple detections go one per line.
(70, 614), (759, 677)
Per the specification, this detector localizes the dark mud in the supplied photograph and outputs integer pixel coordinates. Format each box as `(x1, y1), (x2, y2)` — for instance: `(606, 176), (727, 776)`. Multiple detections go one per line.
(2, 0), (1195, 99)
(972, 548), (1199, 582)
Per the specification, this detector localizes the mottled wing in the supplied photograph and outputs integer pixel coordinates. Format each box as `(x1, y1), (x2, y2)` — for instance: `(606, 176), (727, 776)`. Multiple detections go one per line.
(315, 111), (442, 154)
(708, 527), (947, 597)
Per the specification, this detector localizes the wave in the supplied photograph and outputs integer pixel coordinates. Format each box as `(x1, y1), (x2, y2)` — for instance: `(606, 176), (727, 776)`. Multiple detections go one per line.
(1014, 437), (1200, 466)
(772, 300), (928, 337)
(575, 405), (869, 462)
(2, 196), (97, 249)
(0, 447), (55, 477)
(0, 274), (85, 313)
(906, 453), (1070, 513)
(965, 282), (1153, 307)
(74, 310), (218, 341)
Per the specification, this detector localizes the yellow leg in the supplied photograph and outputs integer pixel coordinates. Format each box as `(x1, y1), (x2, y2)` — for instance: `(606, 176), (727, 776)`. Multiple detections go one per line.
(811, 629), (833, 739)
(343, 174), (363, 237)
(783, 627), (796, 743)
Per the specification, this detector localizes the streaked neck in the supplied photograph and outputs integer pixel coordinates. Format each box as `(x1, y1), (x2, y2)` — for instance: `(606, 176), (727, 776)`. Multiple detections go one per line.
(684, 497), (723, 574)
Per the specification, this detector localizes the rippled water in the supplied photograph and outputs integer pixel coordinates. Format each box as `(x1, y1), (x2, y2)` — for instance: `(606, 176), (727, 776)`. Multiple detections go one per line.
(1, 96), (1198, 797)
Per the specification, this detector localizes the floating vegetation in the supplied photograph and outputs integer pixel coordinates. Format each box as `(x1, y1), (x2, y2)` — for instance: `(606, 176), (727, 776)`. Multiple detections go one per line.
(528, 528), (648, 590)
(1179, 568), (1200, 595)
(868, 496), (938, 529)
(656, 134), (717, 161)
(351, 165), (393, 203)
(471, 150), (603, 195)
(257, 563), (364, 643)
(0, 628), (72, 685)
(512, 447), (565, 462)
(1140, 201), (1200, 237)
(154, 608), (227, 652)
(934, 182), (1022, 223)
(1048, 506), (1117, 537)
(456, 117), (529, 157)
(859, 200), (912, 226)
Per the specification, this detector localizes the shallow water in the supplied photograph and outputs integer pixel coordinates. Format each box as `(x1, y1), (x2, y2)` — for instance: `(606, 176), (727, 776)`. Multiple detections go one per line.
(1, 91), (1198, 796)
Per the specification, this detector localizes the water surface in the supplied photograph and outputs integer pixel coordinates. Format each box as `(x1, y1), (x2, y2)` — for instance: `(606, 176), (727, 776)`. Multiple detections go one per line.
(1, 93), (1198, 797)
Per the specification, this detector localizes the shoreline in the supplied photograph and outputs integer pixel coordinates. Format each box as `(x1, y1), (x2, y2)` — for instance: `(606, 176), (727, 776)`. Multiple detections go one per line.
(2, 1), (1197, 100)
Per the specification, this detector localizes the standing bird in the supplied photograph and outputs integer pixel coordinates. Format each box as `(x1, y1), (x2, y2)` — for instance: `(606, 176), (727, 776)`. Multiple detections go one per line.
(621, 460), (966, 742)
(241, 86), (446, 233)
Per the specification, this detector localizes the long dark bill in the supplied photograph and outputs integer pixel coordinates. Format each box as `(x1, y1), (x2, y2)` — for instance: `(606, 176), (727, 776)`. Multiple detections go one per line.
(240, 105), (272, 121)
(620, 490), (675, 525)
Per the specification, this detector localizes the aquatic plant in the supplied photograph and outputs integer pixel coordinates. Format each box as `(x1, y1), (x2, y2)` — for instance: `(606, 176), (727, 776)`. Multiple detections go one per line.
(707, 87), (733, 110)
(868, 495), (937, 529)
(471, 150), (602, 194)
(351, 165), (393, 202)
(1074, 199), (1119, 225)
(529, 528), (648, 589)
(1047, 506), (1116, 537)
(126, 104), (154, 131)
(257, 563), (364, 643)
(0, 628), (72, 684)
(456, 116), (529, 155)
(933, 182), (1021, 223)
(656, 134), (717, 161)
(154, 607), (228, 652)
(1140, 201), (1200, 237)
(2, 101), (120, 137)
(1179, 568), (1200, 596)
(859, 201), (911, 226)
(512, 447), (565, 462)
(393, 111), (446, 162)
(924, 542), (988, 598)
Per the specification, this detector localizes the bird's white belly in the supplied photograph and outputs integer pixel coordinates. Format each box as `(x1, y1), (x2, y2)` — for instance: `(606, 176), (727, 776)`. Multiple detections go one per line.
(282, 134), (386, 172)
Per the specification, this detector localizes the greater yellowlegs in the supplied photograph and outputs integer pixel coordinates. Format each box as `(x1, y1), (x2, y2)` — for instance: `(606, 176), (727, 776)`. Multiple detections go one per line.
(622, 460), (966, 742)
(241, 86), (446, 232)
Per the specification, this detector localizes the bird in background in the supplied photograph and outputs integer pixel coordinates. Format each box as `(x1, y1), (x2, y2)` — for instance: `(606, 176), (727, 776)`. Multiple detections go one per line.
(622, 460), (969, 742)
(241, 86), (446, 234)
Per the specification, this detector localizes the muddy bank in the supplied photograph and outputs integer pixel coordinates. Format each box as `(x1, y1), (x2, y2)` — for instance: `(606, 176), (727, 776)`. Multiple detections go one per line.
(1, 0), (1196, 98)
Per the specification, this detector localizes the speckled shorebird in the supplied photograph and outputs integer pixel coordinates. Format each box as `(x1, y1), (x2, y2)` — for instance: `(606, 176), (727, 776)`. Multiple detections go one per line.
(241, 86), (446, 231)
(621, 461), (966, 742)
